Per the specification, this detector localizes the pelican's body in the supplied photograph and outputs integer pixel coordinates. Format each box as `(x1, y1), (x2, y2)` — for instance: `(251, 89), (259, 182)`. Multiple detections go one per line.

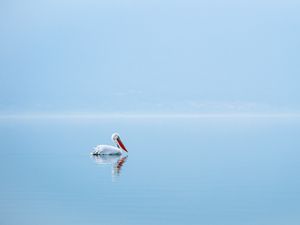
(92, 133), (128, 155)
(93, 145), (122, 155)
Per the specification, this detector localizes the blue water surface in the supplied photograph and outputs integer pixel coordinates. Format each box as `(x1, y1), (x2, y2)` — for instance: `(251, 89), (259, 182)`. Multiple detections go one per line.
(0, 117), (299, 225)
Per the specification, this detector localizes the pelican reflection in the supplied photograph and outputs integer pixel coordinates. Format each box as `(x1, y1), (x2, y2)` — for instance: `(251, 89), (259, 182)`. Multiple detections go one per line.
(92, 154), (128, 178)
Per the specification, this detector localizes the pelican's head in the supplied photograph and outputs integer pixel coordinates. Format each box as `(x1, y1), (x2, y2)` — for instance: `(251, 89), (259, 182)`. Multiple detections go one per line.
(111, 133), (128, 152)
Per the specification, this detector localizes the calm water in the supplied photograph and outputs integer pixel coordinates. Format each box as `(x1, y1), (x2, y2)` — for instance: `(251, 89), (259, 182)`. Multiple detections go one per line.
(0, 117), (300, 225)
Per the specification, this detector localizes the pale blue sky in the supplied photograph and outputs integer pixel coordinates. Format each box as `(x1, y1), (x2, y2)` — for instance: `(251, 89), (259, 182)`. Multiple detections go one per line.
(0, 0), (299, 114)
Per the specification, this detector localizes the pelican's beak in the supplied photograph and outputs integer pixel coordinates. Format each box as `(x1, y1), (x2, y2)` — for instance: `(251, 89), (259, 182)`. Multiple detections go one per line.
(117, 137), (128, 152)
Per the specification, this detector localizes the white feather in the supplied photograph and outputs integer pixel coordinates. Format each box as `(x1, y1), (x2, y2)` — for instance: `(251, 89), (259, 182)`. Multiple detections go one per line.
(92, 145), (122, 155)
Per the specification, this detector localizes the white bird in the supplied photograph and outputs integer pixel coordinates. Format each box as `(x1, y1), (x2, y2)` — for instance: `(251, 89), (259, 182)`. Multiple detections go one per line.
(92, 133), (128, 155)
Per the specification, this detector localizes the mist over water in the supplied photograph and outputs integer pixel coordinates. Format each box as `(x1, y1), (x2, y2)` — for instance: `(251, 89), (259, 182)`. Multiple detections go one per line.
(1, 117), (299, 225)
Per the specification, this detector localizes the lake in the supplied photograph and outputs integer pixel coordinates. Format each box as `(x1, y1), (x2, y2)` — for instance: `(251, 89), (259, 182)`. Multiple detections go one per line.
(0, 116), (299, 225)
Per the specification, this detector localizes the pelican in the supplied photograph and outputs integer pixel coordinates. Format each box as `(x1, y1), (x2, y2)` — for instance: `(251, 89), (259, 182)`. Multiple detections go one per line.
(92, 133), (128, 155)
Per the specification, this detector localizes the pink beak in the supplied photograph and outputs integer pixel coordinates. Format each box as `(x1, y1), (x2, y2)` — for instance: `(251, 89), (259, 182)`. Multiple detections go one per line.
(117, 137), (128, 152)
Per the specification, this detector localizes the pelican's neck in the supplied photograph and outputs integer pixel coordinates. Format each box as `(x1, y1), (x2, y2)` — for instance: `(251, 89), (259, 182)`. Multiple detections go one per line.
(114, 139), (121, 149)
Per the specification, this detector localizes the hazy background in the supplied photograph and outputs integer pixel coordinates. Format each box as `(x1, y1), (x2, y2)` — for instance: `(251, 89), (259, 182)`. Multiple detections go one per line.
(1, 2), (300, 224)
(1, 0), (299, 115)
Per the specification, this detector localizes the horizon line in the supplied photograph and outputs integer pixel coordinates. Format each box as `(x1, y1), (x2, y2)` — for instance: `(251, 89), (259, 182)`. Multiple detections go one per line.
(1, 112), (300, 119)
